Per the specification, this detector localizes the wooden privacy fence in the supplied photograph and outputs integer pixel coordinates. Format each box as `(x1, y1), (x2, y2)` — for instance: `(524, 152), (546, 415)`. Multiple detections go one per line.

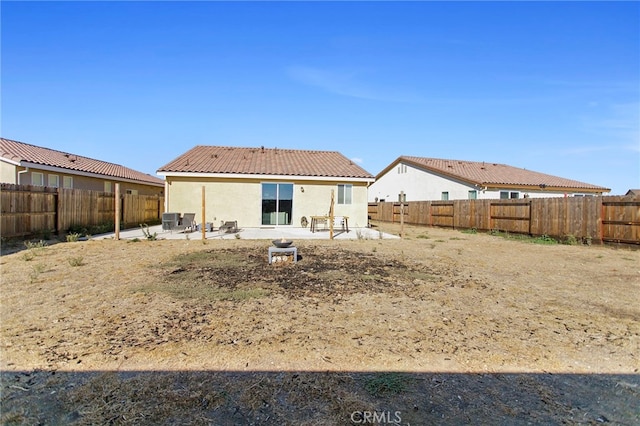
(368, 196), (640, 244)
(1, 184), (165, 238)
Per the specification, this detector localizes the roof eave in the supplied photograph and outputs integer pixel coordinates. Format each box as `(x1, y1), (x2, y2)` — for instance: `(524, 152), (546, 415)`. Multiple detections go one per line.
(20, 161), (164, 187)
(157, 171), (374, 183)
(483, 183), (610, 193)
(0, 157), (22, 166)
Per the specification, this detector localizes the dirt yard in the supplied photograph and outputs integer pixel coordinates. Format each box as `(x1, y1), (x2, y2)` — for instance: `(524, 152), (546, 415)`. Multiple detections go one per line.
(1, 222), (639, 425)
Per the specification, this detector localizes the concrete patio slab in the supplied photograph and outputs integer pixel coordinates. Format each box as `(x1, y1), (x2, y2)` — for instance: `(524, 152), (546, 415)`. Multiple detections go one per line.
(91, 224), (399, 241)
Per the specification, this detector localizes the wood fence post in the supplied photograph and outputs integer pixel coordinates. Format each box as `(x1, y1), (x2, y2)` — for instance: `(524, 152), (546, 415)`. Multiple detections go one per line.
(329, 190), (335, 240)
(400, 191), (405, 238)
(115, 183), (120, 240)
(56, 188), (61, 235)
(201, 186), (206, 240)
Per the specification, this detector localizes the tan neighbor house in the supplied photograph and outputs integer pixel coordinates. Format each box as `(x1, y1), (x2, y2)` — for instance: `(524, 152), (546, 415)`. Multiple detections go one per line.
(157, 145), (375, 229)
(0, 137), (164, 195)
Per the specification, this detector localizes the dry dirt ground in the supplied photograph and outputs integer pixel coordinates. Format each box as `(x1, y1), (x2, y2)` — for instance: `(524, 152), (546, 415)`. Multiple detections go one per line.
(1, 222), (639, 425)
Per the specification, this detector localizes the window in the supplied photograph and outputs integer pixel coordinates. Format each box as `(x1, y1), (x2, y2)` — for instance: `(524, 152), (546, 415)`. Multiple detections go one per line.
(32, 172), (44, 186)
(441, 192), (449, 201)
(262, 183), (293, 225)
(63, 176), (73, 189)
(337, 184), (352, 204)
(48, 175), (59, 188)
(501, 191), (519, 199)
(468, 190), (477, 200)
(104, 182), (112, 193)
(398, 192), (406, 202)
(397, 164), (407, 174)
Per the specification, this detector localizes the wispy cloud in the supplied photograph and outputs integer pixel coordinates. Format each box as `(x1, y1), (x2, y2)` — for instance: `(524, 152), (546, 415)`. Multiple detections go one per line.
(351, 157), (363, 164)
(582, 102), (640, 146)
(286, 65), (422, 103)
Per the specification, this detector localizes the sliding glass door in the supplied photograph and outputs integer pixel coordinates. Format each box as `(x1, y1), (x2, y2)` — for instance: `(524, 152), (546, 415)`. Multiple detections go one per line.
(261, 183), (293, 226)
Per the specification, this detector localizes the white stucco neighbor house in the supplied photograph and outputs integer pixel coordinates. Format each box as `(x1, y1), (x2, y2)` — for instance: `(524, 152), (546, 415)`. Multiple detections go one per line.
(157, 145), (375, 229)
(368, 156), (610, 202)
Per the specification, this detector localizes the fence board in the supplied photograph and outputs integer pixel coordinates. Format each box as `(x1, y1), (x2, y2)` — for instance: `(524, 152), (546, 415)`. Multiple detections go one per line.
(602, 196), (640, 244)
(1, 184), (164, 238)
(369, 195), (640, 244)
(1, 184), (57, 237)
(430, 202), (454, 228)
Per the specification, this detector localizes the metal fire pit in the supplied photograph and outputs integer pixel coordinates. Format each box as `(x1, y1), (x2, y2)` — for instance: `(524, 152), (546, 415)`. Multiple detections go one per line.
(272, 239), (293, 248)
(268, 245), (297, 264)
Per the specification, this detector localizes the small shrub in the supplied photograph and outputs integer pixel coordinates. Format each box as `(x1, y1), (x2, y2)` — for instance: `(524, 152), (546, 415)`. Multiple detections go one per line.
(68, 256), (85, 267)
(533, 234), (557, 245)
(21, 251), (35, 261)
(66, 233), (81, 242)
(563, 234), (578, 245)
(24, 240), (47, 250)
(24, 240), (47, 257)
(461, 228), (477, 234)
(29, 263), (46, 282)
(140, 224), (158, 241)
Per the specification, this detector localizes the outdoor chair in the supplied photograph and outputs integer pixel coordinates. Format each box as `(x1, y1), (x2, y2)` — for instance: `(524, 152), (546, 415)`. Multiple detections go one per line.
(172, 213), (196, 233)
(220, 220), (238, 233)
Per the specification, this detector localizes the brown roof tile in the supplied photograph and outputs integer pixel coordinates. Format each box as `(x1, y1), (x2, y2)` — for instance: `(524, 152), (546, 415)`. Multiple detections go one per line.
(0, 138), (164, 186)
(397, 156), (609, 192)
(157, 145), (374, 179)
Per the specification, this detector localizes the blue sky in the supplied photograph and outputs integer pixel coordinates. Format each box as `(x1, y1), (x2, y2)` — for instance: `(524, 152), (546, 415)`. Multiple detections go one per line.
(2, 1), (638, 195)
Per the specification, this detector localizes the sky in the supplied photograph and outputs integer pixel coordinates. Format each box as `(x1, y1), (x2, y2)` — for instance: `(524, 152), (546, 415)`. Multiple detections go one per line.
(1, 1), (638, 195)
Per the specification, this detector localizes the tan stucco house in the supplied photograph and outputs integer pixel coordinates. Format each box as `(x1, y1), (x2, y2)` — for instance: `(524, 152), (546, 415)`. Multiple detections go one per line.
(0, 137), (164, 195)
(157, 145), (374, 229)
(369, 156), (610, 202)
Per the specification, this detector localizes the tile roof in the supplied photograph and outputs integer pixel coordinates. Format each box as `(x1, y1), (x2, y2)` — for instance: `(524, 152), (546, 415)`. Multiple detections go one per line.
(394, 156), (610, 192)
(0, 138), (164, 186)
(157, 145), (374, 179)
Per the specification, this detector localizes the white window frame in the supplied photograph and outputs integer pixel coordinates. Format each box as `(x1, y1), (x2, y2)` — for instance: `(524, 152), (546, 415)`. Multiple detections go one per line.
(32, 172), (44, 186)
(500, 191), (519, 199)
(48, 174), (59, 188)
(441, 191), (449, 201)
(63, 176), (73, 189)
(468, 190), (477, 200)
(337, 184), (352, 205)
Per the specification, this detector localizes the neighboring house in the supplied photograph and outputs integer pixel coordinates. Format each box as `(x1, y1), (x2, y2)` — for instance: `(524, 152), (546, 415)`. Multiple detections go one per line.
(0, 138), (164, 195)
(157, 145), (374, 228)
(369, 156), (610, 202)
(625, 189), (640, 197)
